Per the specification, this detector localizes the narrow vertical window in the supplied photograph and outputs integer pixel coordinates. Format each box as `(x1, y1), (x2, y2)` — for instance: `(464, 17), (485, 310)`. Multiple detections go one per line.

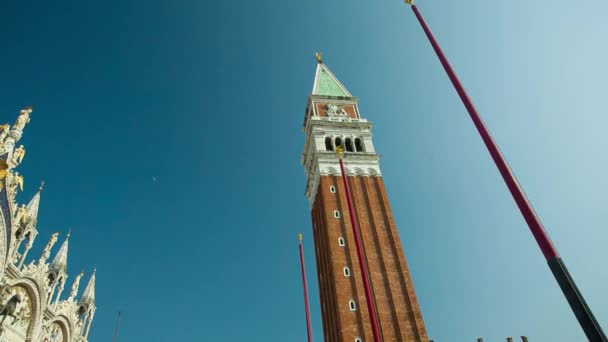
(329, 185), (336, 193)
(348, 300), (356, 311)
(355, 138), (364, 152)
(355, 338), (363, 342)
(333, 210), (341, 219)
(343, 267), (351, 277)
(345, 138), (354, 152)
(335, 137), (342, 149)
(325, 137), (334, 151)
(338, 237), (345, 246)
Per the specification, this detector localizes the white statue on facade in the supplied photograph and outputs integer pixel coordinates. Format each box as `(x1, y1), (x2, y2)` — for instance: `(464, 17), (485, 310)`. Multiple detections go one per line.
(0, 125), (9, 142)
(11, 145), (25, 167)
(13, 108), (32, 132)
(39, 232), (59, 265)
(0, 106), (97, 342)
(68, 272), (84, 301)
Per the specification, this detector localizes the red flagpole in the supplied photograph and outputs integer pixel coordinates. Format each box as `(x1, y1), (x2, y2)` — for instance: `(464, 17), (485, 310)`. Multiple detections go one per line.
(406, 2), (607, 341)
(337, 147), (382, 342)
(298, 233), (313, 342)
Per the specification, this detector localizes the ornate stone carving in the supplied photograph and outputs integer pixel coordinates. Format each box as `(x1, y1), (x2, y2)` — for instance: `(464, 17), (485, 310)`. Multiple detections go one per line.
(67, 272), (83, 302)
(326, 104), (347, 117)
(41, 321), (64, 342)
(12, 108), (31, 134)
(39, 233), (59, 265)
(10, 145), (25, 167)
(0, 107), (96, 342)
(0, 295), (20, 325)
(0, 286), (31, 337)
(4, 171), (24, 202)
(0, 125), (10, 155)
(0, 125), (10, 143)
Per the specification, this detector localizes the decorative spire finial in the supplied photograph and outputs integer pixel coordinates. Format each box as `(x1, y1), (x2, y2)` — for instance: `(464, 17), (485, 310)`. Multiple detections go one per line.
(50, 232), (70, 272)
(336, 145), (344, 159)
(405, 0), (414, 5)
(315, 52), (323, 64)
(39, 232), (59, 265)
(39, 180), (44, 192)
(80, 269), (96, 305)
(68, 271), (85, 301)
(13, 107), (32, 132)
(4, 106), (33, 147)
(298, 232), (302, 242)
(26, 182), (43, 225)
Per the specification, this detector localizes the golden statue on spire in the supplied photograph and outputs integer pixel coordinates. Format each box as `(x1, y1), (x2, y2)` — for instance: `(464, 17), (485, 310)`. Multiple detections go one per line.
(315, 52), (323, 64)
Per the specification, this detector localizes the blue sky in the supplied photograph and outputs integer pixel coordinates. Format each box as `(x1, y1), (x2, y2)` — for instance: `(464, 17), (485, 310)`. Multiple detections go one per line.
(1, 0), (607, 341)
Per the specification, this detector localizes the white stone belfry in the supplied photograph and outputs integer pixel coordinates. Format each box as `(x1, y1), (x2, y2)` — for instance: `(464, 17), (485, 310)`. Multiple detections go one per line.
(0, 107), (98, 342)
(301, 57), (382, 205)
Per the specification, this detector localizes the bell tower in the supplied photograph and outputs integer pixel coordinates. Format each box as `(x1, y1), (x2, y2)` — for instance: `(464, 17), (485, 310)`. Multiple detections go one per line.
(301, 56), (429, 342)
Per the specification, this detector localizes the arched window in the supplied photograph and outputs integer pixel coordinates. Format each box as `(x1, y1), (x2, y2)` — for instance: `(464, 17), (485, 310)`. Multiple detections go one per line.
(338, 237), (345, 246)
(343, 267), (351, 277)
(355, 338), (363, 342)
(335, 137), (342, 149)
(355, 138), (364, 152)
(329, 185), (336, 193)
(348, 300), (357, 311)
(345, 138), (354, 152)
(333, 210), (341, 219)
(325, 137), (334, 151)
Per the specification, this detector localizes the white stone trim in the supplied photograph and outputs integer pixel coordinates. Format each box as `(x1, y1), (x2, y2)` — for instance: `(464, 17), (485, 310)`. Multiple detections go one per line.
(348, 299), (357, 311)
(301, 115), (382, 206)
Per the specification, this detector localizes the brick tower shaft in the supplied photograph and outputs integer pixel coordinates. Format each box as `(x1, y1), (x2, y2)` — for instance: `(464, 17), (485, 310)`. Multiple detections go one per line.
(301, 57), (429, 342)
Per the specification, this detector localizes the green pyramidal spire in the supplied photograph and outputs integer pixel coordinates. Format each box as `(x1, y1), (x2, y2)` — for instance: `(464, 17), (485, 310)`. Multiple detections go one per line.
(312, 55), (352, 97)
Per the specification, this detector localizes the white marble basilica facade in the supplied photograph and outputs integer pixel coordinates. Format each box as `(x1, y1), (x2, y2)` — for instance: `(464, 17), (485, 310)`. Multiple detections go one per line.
(0, 107), (96, 342)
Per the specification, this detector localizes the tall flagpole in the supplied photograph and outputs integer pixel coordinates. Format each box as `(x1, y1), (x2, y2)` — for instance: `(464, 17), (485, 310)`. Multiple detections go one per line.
(298, 233), (313, 342)
(405, 2), (607, 341)
(336, 146), (382, 342)
(113, 311), (121, 342)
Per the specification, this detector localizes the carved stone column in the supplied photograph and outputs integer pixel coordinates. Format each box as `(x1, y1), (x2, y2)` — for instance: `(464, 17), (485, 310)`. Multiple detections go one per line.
(47, 282), (57, 305)
(52, 282), (64, 308)
(84, 309), (95, 339)
(17, 238), (33, 269)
